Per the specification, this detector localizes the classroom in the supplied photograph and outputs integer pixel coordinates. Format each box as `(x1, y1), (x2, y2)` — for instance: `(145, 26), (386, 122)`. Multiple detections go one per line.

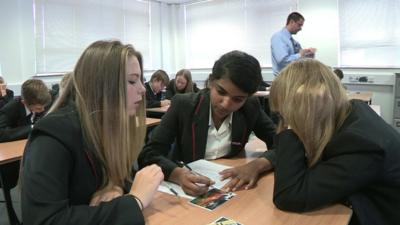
(0, 0), (399, 225)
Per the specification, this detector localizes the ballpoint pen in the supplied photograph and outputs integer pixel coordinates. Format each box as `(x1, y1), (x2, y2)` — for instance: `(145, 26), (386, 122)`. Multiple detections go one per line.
(176, 161), (216, 189)
(164, 182), (179, 197)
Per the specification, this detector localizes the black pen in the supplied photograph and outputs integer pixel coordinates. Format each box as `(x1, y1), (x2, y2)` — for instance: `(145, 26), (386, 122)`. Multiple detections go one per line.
(176, 160), (215, 189)
(165, 182), (179, 197)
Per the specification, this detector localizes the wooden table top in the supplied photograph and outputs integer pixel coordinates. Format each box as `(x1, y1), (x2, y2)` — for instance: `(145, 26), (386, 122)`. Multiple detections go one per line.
(0, 118), (160, 165)
(146, 117), (161, 127)
(0, 139), (27, 165)
(146, 105), (170, 113)
(143, 138), (352, 225)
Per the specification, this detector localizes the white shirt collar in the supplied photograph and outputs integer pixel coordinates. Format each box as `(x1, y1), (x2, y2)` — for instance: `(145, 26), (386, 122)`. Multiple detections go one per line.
(24, 105), (32, 116)
(208, 101), (232, 128)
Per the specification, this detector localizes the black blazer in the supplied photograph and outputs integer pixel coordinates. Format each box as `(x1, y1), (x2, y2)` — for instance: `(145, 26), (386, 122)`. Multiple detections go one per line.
(273, 100), (400, 225)
(138, 89), (276, 179)
(22, 104), (144, 225)
(145, 82), (162, 108)
(165, 79), (200, 100)
(0, 98), (32, 142)
(0, 89), (14, 109)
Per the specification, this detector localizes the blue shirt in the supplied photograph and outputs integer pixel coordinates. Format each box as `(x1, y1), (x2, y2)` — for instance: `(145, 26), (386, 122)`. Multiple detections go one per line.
(271, 28), (302, 76)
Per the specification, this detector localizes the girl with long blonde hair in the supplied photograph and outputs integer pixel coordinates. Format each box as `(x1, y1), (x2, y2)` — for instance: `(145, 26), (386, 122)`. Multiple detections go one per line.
(270, 59), (400, 225)
(22, 40), (163, 224)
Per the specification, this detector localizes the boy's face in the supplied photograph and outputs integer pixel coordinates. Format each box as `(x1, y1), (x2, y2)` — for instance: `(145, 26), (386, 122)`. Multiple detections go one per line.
(151, 80), (165, 94)
(28, 104), (46, 113)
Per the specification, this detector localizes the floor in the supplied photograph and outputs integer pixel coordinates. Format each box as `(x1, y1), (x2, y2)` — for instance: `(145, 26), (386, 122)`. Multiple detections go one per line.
(0, 186), (21, 225)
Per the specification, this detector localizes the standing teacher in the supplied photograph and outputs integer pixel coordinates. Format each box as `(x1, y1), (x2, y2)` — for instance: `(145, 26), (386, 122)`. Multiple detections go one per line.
(271, 12), (316, 76)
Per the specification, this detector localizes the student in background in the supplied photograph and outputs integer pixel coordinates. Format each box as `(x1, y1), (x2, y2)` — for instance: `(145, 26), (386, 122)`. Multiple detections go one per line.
(333, 68), (344, 80)
(48, 72), (72, 108)
(333, 68), (347, 89)
(22, 40), (164, 224)
(0, 79), (51, 142)
(145, 69), (170, 108)
(138, 50), (276, 196)
(271, 12), (316, 76)
(0, 76), (14, 109)
(270, 59), (400, 225)
(165, 69), (199, 100)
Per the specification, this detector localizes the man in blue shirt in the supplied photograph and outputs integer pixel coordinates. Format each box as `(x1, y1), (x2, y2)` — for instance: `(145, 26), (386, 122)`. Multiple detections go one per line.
(271, 12), (316, 76)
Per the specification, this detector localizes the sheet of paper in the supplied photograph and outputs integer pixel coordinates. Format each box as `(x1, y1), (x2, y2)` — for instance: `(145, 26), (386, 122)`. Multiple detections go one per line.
(158, 159), (232, 199)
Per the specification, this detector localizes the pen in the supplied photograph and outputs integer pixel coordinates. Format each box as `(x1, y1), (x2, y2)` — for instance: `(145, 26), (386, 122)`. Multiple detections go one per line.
(164, 182), (179, 197)
(176, 161), (215, 189)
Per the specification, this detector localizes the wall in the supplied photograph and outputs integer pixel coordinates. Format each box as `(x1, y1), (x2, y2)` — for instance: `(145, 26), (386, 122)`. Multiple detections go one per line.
(0, 0), (35, 84)
(0, 0), (398, 124)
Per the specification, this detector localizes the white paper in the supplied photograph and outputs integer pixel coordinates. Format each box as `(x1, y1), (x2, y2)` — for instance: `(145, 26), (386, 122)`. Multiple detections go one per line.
(158, 159), (232, 199)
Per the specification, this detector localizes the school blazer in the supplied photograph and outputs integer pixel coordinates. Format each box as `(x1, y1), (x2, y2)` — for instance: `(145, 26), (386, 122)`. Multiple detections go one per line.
(0, 89), (14, 109)
(22, 104), (144, 225)
(0, 98), (32, 142)
(165, 78), (200, 100)
(138, 88), (276, 179)
(273, 100), (400, 225)
(145, 82), (162, 108)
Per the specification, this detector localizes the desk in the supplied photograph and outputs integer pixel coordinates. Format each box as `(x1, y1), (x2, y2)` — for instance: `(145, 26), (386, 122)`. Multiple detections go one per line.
(0, 139), (27, 165)
(348, 91), (373, 104)
(143, 139), (352, 225)
(146, 117), (161, 127)
(0, 139), (26, 225)
(146, 105), (170, 114)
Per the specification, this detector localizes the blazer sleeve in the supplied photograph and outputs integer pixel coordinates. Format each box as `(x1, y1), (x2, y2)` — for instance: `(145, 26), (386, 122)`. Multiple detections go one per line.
(22, 135), (144, 225)
(0, 89), (14, 108)
(145, 91), (161, 108)
(138, 96), (182, 179)
(0, 105), (32, 142)
(165, 79), (175, 100)
(273, 129), (384, 212)
(250, 102), (277, 167)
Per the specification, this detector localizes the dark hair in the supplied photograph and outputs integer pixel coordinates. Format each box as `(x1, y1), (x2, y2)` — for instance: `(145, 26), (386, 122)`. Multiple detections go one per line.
(150, 70), (170, 86)
(286, 12), (304, 25)
(333, 68), (344, 80)
(208, 50), (262, 94)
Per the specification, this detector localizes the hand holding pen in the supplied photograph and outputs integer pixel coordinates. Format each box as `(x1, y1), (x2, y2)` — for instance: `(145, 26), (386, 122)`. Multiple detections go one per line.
(177, 161), (216, 188)
(169, 161), (215, 196)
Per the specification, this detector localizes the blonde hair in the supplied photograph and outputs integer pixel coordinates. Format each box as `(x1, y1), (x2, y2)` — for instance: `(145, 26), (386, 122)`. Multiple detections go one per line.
(175, 69), (194, 93)
(270, 59), (350, 166)
(59, 72), (72, 93)
(50, 40), (146, 188)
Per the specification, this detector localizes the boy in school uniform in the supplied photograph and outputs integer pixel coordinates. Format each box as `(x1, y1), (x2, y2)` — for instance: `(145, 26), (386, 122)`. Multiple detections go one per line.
(0, 79), (51, 142)
(145, 70), (171, 108)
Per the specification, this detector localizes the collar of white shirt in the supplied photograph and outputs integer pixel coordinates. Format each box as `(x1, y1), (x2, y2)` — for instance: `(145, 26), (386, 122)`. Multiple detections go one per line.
(204, 102), (233, 160)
